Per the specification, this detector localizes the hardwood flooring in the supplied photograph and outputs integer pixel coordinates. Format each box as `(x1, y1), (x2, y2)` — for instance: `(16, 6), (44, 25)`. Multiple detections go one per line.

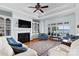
(24, 38), (57, 46)
(24, 38), (61, 56)
(24, 38), (40, 46)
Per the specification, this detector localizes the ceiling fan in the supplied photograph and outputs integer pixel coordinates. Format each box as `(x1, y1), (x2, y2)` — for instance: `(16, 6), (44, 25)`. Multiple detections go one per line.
(28, 3), (48, 13)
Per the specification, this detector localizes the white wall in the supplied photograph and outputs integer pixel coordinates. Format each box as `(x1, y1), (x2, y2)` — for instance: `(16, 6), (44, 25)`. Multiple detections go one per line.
(11, 11), (33, 40)
(39, 4), (79, 36)
(39, 20), (45, 33)
(0, 9), (33, 40)
(7, 4), (79, 39)
(75, 4), (79, 35)
(1, 3), (79, 40)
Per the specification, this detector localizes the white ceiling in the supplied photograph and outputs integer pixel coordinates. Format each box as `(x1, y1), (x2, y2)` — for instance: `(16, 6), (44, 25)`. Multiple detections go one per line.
(0, 3), (76, 19)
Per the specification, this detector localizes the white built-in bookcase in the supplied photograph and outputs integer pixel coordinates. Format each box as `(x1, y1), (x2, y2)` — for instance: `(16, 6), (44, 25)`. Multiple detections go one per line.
(0, 16), (11, 36)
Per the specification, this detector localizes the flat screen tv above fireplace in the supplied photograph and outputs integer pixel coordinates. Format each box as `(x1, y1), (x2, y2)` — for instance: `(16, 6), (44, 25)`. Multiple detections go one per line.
(18, 19), (31, 28)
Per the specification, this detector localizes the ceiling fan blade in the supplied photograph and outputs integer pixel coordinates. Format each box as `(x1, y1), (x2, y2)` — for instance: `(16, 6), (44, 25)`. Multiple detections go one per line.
(28, 6), (35, 8)
(41, 6), (48, 8)
(39, 9), (44, 13)
(33, 9), (37, 13)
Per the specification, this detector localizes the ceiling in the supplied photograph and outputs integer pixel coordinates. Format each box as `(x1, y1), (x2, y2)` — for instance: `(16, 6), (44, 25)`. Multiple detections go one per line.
(0, 3), (75, 19)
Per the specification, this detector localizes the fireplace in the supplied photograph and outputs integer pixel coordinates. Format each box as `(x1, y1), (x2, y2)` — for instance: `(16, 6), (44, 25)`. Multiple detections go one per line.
(18, 33), (30, 43)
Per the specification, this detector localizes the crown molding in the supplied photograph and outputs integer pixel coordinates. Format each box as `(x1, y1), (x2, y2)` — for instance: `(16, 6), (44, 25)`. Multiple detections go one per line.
(0, 5), (38, 19)
(40, 8), (75, 20)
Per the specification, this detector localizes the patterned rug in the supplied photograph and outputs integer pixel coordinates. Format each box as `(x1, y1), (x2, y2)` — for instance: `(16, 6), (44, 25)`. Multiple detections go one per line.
(28, 40), (61, 56)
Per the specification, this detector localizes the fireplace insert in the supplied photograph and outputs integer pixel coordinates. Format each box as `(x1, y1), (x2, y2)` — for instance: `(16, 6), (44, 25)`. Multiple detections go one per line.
(18, 33), (30, 43)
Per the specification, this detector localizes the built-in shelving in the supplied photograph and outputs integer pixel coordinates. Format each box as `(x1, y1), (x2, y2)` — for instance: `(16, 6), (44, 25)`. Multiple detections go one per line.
(0, 17), (4, 36)
(5, 18), (11, 36)
(0, 17), (11, 36)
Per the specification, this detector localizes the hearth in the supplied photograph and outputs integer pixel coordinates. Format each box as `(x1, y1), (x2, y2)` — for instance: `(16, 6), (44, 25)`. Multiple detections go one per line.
(18, 33), (30, 43)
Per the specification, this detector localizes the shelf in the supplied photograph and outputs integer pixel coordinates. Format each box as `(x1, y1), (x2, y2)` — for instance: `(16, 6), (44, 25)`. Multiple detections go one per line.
(0, 17), (4, 36)
(5, 18), (11, 36)
(0, 18), (11, 36)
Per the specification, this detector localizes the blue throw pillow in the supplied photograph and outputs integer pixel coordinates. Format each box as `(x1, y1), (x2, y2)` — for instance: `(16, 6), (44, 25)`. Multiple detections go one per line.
(7, 37), (27, 54)
(7, 37), (22, 47)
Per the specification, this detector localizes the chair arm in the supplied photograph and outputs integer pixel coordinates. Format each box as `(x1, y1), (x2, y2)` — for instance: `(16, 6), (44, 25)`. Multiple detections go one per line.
(48, 49), (67, 56)
(60, 44), (70, 51)
(53, 44), (70, 52)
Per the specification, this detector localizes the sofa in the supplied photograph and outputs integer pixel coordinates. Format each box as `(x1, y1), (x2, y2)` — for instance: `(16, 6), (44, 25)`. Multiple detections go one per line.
(38, 33), (48, 40)
(63, 34), (79, 41)
(0, 36), (37, 56)
(48, 39), (79, 56)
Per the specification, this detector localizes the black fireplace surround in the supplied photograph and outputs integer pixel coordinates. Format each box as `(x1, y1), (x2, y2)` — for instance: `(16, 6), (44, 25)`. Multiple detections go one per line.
(18, 33), (30, 43)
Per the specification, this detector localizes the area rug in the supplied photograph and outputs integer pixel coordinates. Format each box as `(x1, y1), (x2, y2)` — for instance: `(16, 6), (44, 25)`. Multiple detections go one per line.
(28, 40), (61, 56)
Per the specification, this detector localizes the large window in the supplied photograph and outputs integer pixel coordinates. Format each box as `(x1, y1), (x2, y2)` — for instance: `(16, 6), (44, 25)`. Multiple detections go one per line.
(48, 22), (70, 35)
(63, 25), (70, 32)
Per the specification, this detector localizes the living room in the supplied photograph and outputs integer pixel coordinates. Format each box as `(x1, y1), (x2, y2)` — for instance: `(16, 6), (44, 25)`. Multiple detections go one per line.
(1, 2), (79, 57)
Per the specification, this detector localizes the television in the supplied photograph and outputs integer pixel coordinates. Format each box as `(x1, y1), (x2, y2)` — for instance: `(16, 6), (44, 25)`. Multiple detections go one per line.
(18, 19), (31, 28)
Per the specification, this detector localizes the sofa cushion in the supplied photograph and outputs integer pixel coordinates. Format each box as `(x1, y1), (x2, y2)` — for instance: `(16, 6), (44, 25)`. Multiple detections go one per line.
(60, 47), (69, 53)
(0, 37), (14, 56)
(48, 44), (70, 56)
(68, 46), (79, 56)
(48, 48), (67, 56)
(71, 39), (79, 49)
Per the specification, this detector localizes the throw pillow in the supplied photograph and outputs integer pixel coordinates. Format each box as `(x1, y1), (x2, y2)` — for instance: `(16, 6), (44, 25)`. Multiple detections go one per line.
(7, 37), (22, 47)
(7, 37), (27, 54)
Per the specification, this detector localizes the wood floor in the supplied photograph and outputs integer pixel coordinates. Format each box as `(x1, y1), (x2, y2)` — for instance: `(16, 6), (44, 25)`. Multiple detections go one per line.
(24, 38), (40, 46)
(25, 38), (61, 56)
(24, 38), (57, 46)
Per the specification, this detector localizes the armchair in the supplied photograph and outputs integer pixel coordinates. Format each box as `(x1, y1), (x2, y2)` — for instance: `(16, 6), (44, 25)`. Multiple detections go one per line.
(48, 44), (70, 56)
(48, 39), (79, 56)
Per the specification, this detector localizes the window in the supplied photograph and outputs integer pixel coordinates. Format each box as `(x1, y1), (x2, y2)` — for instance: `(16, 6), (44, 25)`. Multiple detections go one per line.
(48, 22), (70, 36)
(32, 23), (39, 33)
